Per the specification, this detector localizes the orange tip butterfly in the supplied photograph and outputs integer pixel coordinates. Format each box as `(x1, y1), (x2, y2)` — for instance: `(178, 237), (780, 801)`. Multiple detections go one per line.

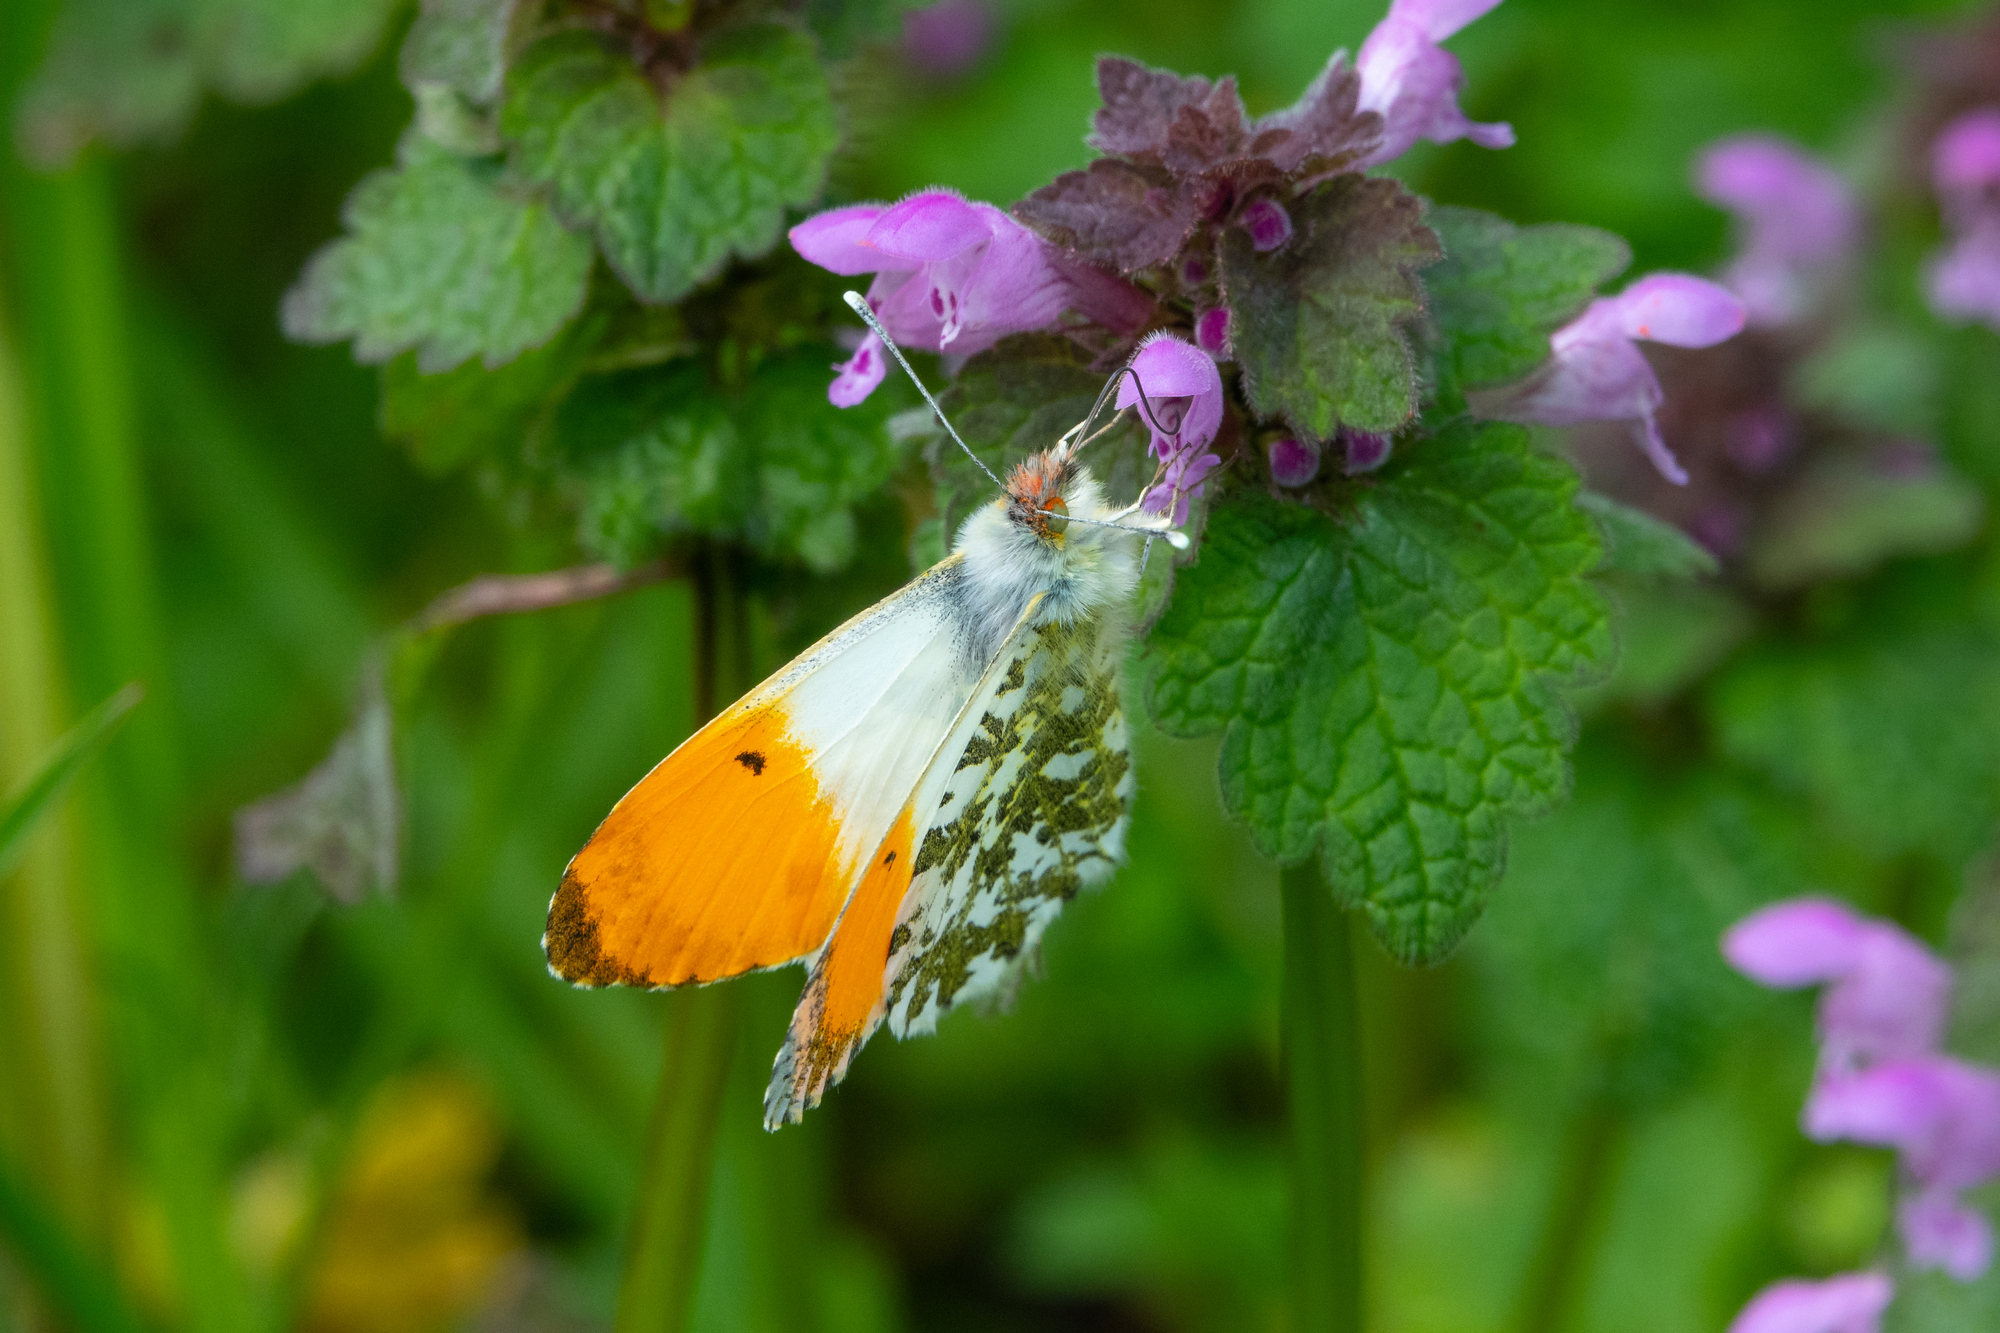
(543, 291), (1191, 1128)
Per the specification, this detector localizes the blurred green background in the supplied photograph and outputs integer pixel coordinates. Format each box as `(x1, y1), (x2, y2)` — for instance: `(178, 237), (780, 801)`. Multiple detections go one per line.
(3, 2), (1998, 1332)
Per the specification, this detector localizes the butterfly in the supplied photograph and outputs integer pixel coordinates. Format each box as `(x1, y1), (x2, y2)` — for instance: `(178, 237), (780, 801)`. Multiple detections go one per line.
(543, 292), (1189, 1128)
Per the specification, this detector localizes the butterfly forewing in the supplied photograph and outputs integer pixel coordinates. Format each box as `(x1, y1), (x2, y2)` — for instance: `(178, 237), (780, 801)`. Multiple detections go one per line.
(545, 554), (984, 990)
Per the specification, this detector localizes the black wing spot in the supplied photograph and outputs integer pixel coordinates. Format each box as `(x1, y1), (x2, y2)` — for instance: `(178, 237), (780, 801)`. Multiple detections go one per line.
(734, 751), (767, 776)
(884, 850), (897, 865)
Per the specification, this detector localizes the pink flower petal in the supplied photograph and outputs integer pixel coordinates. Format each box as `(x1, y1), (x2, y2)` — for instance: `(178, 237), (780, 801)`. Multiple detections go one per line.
(1933, 108), (2000, 195)
(1120, 333), (1223, 410)
(1723, 898), (1870, 988)
(1726, 1272), (1893, 1333)
(1901, 1190), (1996, 1280)
(1357, 11), (1511, 164)
(1925, 223), (2000, 329)
(1610, 273), (1746, 347)
(1697, 136), (1857, 265)
(789, 204), (896, 275)
(827, 332), (889, 406)
(1807, 1057), (2000, 1192)
(1389, 0), (1505, 42)
(864, 189), (993, 262)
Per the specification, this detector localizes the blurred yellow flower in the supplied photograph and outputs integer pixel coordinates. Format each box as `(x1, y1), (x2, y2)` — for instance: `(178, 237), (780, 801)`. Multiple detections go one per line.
(303, 1070), (522, 1333)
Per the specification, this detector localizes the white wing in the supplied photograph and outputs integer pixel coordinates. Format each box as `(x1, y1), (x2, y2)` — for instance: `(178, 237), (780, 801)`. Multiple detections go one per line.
(883, 609), (1134, 1036)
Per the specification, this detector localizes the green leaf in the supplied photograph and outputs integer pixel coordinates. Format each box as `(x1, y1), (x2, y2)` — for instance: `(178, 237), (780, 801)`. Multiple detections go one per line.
(18, 0), (401, 166)
(1146, 420), (1610, 960)
(1578, 492), (1718, 579)
(503, 26), (839, 304)
(379, 310), (605, 474)
(1220, 174), (1441, 441)
(1706, 617), (2000, 862)
(283, 136), (594, 373)
(0, 685), (142, 883)
(560, 348), (907, 572)
(1421, 207), (1629, 416)
(926, 334), (1152, 542)
(401, 0), (522, 104)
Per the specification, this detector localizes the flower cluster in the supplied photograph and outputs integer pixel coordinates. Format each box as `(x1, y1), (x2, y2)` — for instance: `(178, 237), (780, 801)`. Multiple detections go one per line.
(790, 190), (1078, 406)
(1696, 135), (1860, 328)
(1720, 898), (2000, 1332)
(1470, 273), (1746, 483)
(1924, 108), (2000, 330)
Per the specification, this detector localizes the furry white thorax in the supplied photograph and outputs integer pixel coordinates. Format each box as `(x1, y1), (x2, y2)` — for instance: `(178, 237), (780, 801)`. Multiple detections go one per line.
(952, 468), (1140, 666)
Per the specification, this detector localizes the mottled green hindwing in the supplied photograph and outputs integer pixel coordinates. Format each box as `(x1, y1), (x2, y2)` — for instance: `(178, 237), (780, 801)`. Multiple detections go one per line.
(885, 615), (1134, 1036)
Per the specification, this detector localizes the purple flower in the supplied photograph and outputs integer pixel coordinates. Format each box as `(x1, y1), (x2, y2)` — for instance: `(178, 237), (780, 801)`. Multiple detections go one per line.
(1356, 0), (1515, 166)
(1726, 1272), (1893, 1333)
(902, 0), (994, 79)
(1119, 333), (1223, 524)
(1723, 897), (1952, 1077)
(1806, 1056), (2000, 1279)
(1924, 110), (2000, 330)
(1468, 274), (1745, 484)
(1696, 135), (1859, 327)
(1241, 198), (1294, 252)
(791, 190), (1071, 406)
(1268, 437), (1320, 486)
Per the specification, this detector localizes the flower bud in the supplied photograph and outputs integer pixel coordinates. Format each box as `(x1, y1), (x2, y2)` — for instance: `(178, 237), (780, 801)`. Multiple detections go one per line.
(1268, 437), (1320, 487)
(1241, 198), (1294, 252)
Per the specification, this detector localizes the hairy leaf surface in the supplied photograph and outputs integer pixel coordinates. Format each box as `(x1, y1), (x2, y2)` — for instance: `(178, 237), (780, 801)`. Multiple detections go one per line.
(503, 26), (837, 304)
(1221, 175), (1441, 440)
(283, 137), (592, 373)
(1146, 421), (1610, 960)
(559, 349), (905, 572)
(1422, 207), (1630, 415)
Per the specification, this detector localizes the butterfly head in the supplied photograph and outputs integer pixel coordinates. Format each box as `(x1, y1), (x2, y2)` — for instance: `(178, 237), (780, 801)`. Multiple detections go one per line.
(1005, 449), (1078, 546)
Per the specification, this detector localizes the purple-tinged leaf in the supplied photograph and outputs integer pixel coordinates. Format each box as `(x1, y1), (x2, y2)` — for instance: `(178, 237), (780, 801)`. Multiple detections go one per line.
(1015, 159), (1202, 273)
(1222, 174), (1442, 439)
(1252, 53), (1383, 174)
(1088, 57), (1246, 163)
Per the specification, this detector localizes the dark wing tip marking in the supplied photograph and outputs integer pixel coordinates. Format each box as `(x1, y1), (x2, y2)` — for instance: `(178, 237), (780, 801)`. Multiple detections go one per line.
(734, 750), (768, 775)
(545, 866), (651, 988)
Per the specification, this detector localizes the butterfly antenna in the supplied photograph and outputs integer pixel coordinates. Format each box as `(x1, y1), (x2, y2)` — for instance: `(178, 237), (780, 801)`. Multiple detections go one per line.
(843, 291), (1004, 493)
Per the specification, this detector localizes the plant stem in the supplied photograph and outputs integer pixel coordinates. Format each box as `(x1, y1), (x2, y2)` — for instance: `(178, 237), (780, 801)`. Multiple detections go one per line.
(1282, 861), (1364, 1333)
(615, 545), (748, 1333)
(1510, 1094), (1623, 1333)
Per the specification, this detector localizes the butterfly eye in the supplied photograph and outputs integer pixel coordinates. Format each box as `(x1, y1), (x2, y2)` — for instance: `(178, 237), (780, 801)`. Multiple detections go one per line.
(1041, 497), (1069, 536)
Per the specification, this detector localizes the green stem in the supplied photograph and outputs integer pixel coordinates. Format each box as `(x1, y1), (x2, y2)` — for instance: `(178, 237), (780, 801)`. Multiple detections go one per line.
(1282, 861), (1364, 1333)
(615, 545), (748, 1333)
(1510, 1095), (1623, 1333)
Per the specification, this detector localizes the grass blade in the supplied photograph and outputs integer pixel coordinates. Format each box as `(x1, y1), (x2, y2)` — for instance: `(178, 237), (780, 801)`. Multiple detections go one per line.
(0, 684), (141, 882)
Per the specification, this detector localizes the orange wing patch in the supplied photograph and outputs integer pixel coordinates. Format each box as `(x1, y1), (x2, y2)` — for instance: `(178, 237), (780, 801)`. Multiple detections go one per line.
(764, 808), (917, 1123)
(545, 705), (849, 988)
